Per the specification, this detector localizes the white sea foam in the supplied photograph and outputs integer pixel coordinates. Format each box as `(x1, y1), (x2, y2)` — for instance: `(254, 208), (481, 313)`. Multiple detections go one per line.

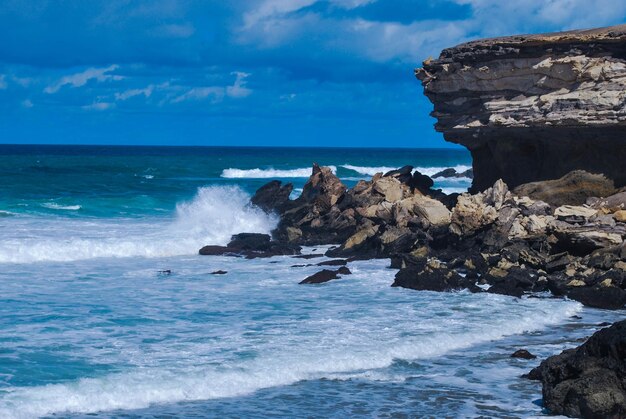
(0, 294), (581, 419)
(341, 165), (398, 176)
(342, 164), (472, 177)
(0, 186), (277, 263)
(41, 203), (82, 211)
(221, 166), (337, 178)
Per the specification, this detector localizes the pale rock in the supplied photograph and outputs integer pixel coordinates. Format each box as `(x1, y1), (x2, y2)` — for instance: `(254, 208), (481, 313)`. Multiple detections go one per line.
(567, 279), (587, 287)
(554, 205), (597, 219)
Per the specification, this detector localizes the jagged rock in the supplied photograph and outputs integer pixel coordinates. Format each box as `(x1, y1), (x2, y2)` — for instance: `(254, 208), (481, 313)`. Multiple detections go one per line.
(410, 170), (435, 194)
(298, 163), (346, 207)
(373, 176), (406, 202)
(392, 262), (478, 292)
(514, 171), (616, 207)
(615, 211), (626, 222)
(383, 165), (414, 184)
(552, 227), (623, 256)
(250, 180), (294, 213)
(450, 180), (508, 235)
(591, 191), (626, 213)
(555, 205), (598, 221)
(416, 25), (626, 191)
(527, 320), (626, 418)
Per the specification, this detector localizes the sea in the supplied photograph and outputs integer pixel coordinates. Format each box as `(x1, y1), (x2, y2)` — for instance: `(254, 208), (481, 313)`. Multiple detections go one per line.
(0, 144), (621, 418)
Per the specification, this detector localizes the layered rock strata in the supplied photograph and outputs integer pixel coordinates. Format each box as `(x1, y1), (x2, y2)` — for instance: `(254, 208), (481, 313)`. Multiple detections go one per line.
(415, 25), (626, 191)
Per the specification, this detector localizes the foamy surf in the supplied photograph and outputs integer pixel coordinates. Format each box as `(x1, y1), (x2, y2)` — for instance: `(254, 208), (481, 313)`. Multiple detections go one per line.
(0, 186), (276, 263)
(342, 164), (472, 177)
(221, 166), (337, 178)
(0, 289), (582, 419)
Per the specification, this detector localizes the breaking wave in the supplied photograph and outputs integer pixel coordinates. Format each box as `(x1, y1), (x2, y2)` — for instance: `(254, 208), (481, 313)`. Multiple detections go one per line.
(0, 186), (277, 264)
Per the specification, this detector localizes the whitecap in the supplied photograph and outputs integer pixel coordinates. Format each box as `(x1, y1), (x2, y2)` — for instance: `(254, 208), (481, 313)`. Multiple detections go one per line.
(221, 166), (337, 179)
(41, 203), (82, 211)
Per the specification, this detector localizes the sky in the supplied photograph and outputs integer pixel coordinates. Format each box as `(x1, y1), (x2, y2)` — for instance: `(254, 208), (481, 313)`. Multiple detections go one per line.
(0, 0), (625, 148)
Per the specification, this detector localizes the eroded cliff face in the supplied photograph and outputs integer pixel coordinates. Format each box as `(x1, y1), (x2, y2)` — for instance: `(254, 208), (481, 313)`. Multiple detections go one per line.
(416, 25), (626, 192)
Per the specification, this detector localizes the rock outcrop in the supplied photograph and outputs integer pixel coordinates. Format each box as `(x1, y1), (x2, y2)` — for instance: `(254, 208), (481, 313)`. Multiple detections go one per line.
(238, 165), (626, 309)
(415, 25), (626, 192)
(527, 320), (626, 418)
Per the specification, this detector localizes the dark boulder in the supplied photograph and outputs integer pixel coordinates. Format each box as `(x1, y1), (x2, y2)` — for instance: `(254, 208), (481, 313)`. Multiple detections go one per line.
(199, 233), (301, 258)
(384, 165), (414, 184)
(432, 168), (459, 178)
(392, 263), (479, 292)
(317, 259), (347, 266)
(410, 170), (435, 195)
(511, 349), (537, 359)
(527, 320), (626, 418)
(251, 180), (294, 213)
(567, 286), (626, 310)
(299, 267), (351, 284)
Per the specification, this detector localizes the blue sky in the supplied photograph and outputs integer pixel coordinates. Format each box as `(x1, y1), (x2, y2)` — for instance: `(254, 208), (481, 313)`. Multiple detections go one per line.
(0, 0), (625, 147)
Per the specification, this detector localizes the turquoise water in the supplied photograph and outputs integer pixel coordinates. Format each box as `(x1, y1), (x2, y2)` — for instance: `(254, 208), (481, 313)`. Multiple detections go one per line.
(0, 145), (620, 418)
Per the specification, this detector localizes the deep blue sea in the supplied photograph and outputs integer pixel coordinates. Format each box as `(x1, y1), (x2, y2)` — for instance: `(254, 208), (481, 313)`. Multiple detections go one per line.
(0, 145), (620, 418)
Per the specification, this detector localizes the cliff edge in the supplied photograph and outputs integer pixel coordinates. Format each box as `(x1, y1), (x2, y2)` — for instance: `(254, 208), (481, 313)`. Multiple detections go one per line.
(416, 25), (626, 192)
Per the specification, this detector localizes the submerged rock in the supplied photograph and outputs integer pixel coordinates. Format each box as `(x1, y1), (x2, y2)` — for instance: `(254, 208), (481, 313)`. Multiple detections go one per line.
(299, 266), (351, 284)
(511, 349), (536, 360)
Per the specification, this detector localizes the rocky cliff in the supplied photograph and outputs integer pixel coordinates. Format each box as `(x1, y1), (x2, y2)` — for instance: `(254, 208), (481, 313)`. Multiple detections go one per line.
(415, 25), (626, 192)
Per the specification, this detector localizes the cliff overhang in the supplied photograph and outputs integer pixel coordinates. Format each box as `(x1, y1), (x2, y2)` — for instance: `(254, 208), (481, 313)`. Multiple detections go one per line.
(416, 25), (626, 192)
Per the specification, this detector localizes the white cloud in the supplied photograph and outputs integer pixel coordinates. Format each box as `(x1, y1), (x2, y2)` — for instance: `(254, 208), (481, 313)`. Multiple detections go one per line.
(171, 72), (252, 103)
(0, 75), (6, 89)
(236, 0), (626, 65)
(45, 65), (122, 94)
(21, 99), (33, 108)
(226, 72), (252, 98)
(82, 101), (115, 111)
(171, 86), (225, 103)
(115, 85), (154, 101)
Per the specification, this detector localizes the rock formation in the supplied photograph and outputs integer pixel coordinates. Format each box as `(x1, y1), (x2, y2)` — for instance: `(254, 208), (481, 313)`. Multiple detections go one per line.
(415, 25), (626, 192)
(527, 320), (626, 418)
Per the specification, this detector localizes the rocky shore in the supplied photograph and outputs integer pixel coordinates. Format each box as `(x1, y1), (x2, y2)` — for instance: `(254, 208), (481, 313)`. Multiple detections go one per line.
(197, 23), (626, 418)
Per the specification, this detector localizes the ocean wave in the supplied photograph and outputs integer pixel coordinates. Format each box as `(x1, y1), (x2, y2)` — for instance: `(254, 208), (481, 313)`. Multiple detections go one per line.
(0, 296), (581, 418)
(341, 164), (472, 178)
(41, 203), (82, 211)
(221, 166), (337, 179)
(0, 186), (277, 263)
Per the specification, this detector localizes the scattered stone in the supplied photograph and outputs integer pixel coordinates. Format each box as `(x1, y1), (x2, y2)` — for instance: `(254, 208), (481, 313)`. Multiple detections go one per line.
(511, 349), (537, 360)
(211, 270), (227, 275)
(299, 267), (351, 284)
(317, 259), (347, 266)
(158, 270), (172, 275)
